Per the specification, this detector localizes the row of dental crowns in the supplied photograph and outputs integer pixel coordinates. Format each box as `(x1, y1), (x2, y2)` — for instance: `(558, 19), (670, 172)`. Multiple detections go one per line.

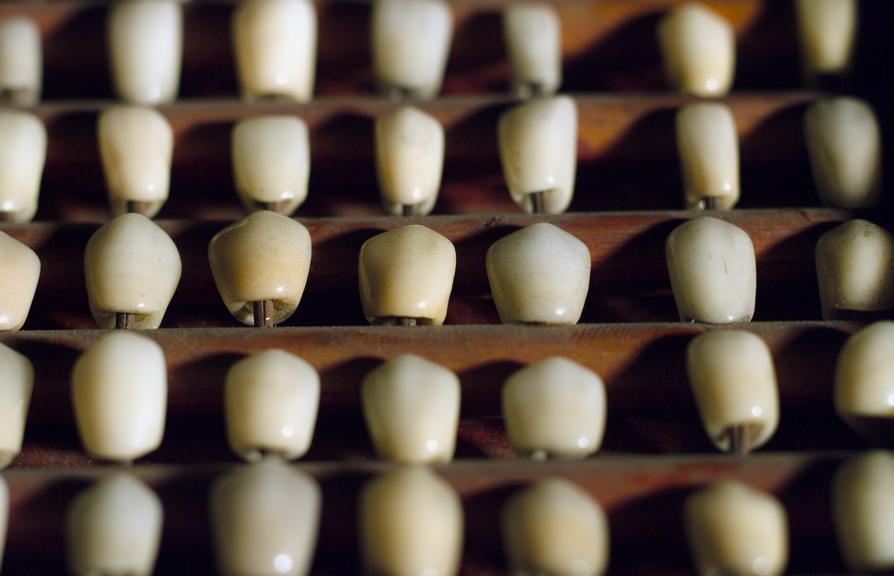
(0, 92), (882, 223)
(0, 0), (859, 105)
(23, 451), (894, 574)
(1, 322), (889, 465)
(1, 212), (891, 332)
(2, 323), (894, 573)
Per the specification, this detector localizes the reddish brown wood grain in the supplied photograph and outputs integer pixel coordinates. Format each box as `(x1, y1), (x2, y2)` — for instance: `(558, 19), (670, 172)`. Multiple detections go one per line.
(0, 455), (853, 574)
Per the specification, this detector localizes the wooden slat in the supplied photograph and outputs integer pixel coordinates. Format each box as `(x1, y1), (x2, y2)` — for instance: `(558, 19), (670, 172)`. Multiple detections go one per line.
(28, 93), (828, 220)
(1, 455), (853, 574)
(0, 209), (852, 328)
(0, 321), (868, 467)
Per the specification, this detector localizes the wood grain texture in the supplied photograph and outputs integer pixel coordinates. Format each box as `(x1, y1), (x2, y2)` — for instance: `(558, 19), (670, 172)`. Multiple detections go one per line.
(0, 455), (855, 574)
(0, 321), (870, 467)
(0, 209), (853, 328)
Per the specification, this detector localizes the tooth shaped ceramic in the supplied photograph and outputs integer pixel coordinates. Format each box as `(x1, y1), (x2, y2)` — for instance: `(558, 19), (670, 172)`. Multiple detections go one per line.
(362, 354), (460, 464)
(502, 357), (606, 459)
(371, 0), (453, 98)
(232, 116), (311, 215)
(358, 225), (456, 325)
(658, 3), (735, 96)
(486, 223), (590, 325)
(208, 211), (313, 327)
(676, 103), (739, 210)
(0, 17), (41, 106)
(225, 349), (320, 462)
(0, 231), (40, 331)
(503, 4), (561, 98)
(498, 95), (578, 214)
(66, 473), (163, 576)
(685, 481), (788, 576)
(211, 459), (321, 576)
(686, 330), (779, 453)
(0, 111), (46, 222)
(360, 467), (463, 576)
(98, 105), (174, 218)
(0, 343), (33, 468)
(375, 106), (444, 216)
(804, 98), (881, 209)
(666, 216), (756, 324)
(834, 322), (894, 429)
(796, 0), (857, 77)
(70, 331), (167, 462)
(815, 220), (894, 320)
(107, 0), (182, 104)
(833, 451), (894, 572)
(233, 0), (317, 102)
(502, 479), (609, 576)
(84, 213), (182, 330)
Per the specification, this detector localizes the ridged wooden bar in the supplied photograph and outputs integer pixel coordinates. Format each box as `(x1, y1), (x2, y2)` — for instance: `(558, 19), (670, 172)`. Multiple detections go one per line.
(0, 209), (851, 328)
(0, 321), (868, 467)
(0, 455), (855, 574)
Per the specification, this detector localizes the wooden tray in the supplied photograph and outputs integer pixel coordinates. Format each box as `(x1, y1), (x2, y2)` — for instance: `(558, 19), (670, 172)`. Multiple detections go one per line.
(0, 0), (891, 574)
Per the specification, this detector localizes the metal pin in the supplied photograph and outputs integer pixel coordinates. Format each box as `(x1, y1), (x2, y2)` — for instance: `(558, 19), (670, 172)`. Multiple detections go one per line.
(115, 312), (136, 330)
(401, 203), (421, 216)
(252, 300), (275, 328)
(374, 316), (421, 327)
(263, 200), (290, 214)
(0, 87), (33, 107)
(530, 449), (548, 461)
(126, 200), (154, 215)
(723, 424), (750, 455)
(529, 190), (548, 214)
(384, 85), (413, 101)
(701, 197), (719, 210)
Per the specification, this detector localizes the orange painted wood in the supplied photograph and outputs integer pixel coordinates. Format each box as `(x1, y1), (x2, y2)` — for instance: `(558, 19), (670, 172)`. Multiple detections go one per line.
(0, 209), (851, 328)
(0, 455), (853, 574)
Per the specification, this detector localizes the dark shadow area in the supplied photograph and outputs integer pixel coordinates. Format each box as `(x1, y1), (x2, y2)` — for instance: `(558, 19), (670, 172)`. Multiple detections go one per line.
(564, 12), (665, 92)
(38, 111), (107, 222)
(754, 223), (839, 322)
(462, 482), (521, 572)
(775, 459), (846, 574)
(443, 12), (506, 95)
(609, 486), (693, 574)
(316, 2), (375, 95)
(302, 113), (378, 217)
(42, 6), (111, 100)
(440, 102), (511, 215)
(314, 469), (372, 574)
(154, 470), (218, 573)
(3, 477), (91, 573)
(738, 101), (815, 209)
(574, 107), (680, 213)
(167, 121), (239, 220)
(735, 0), (801, 90)
(180, 4), (238, 99)
(585, 218), (680, 323)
